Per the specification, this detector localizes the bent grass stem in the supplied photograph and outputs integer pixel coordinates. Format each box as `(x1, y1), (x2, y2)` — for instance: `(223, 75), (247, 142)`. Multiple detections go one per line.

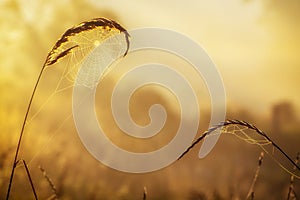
(6, 62), (47, 200)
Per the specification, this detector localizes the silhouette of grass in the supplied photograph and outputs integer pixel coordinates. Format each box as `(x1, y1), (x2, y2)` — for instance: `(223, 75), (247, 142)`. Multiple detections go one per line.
(5, 17), (129, 200)
(4, 16), (300, 200)
(39, 166), (59, 200)
(287, 152), (299, 200)
(143, 186), (147, 200)
(178, 119), (300, 174)
(246, 152), (264, 200)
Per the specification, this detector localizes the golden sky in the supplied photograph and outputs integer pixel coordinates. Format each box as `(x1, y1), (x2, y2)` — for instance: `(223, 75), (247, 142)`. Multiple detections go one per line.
(91, 0), (300, 116)
(1, 0), (299, 118)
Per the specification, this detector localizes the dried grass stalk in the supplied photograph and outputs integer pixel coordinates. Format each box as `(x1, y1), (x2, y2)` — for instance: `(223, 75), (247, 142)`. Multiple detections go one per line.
(246, 152), (264, 200)
(39, 166), (59, 200)
(287, 153), (299, 200)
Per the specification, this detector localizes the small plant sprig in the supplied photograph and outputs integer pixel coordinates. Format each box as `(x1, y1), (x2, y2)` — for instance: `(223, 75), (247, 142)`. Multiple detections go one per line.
(246, 152), (264, 200)
(39, 166), (59, 200)
(142, 186), (147, 200)
(287, 152), (299, 200)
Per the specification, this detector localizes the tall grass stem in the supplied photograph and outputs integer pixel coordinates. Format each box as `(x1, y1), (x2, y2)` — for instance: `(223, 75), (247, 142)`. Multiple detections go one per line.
(6, 62), (46, 200)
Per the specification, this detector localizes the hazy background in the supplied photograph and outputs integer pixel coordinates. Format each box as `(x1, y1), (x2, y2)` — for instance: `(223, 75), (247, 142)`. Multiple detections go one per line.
(0, 0), (299, 199)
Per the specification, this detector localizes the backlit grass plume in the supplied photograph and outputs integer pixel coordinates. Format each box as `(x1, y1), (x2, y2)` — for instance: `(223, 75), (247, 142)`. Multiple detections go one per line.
(6, 18), (130, 200)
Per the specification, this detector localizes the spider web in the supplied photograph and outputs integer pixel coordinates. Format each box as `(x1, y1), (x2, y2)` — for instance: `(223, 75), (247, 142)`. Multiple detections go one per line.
(50, 26), (126, 88)
(28, 25), (128, 124)
(74, 32), (127, 88)
(213, 123), (300, 179)
(25, 24), (128, 165)
(178, 119), (299, 179)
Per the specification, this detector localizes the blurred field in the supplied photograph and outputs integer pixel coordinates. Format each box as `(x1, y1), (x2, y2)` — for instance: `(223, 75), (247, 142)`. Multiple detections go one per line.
(0, 0), (300, 199)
